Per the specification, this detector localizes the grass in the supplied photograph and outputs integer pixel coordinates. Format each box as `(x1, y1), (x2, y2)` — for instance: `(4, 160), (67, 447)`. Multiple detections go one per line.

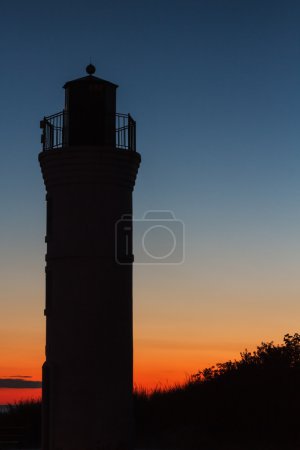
(0, 399), (41, 448)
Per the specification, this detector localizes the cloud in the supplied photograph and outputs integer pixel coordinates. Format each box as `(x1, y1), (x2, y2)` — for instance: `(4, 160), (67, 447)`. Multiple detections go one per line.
(0, 378), (42, 388)
(8, 375), (32, 378)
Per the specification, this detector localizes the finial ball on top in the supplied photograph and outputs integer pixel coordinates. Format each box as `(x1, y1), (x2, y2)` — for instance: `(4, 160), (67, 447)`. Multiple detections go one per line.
(86, 64), (96, 75)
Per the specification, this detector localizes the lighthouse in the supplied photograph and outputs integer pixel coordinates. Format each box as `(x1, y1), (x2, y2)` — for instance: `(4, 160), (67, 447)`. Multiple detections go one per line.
(39, 65), (141, 450)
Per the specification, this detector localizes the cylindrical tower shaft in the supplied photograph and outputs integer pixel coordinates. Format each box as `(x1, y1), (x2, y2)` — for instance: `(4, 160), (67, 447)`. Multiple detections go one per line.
(39, 67), (140, 450)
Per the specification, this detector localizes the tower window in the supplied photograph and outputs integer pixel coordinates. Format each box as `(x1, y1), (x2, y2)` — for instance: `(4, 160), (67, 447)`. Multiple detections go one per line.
(46, 196), (53, 241)
(45, 268), (52, 315)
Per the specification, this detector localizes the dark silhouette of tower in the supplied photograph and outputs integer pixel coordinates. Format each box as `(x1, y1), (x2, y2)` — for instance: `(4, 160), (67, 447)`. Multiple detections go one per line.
(39, 65), (141, 450)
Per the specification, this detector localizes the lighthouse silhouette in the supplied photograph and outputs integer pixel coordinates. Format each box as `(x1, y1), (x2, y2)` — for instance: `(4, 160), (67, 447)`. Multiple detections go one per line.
(39, 65), (141, 450)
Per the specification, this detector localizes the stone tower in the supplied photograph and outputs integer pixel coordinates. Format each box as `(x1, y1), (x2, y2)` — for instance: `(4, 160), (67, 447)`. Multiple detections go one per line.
(39, 65), (141, 450)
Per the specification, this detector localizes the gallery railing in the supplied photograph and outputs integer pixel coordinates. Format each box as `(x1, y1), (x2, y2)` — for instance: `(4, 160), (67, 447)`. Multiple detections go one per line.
(40, 111), (136, 151)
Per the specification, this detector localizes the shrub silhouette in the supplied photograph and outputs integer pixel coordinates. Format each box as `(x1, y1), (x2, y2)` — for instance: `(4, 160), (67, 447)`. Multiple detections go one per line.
(134, 333), (300, 449)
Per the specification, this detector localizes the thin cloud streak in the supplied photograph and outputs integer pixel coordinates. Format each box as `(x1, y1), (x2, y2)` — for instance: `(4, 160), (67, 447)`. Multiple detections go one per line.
(8, 375), (32, 378)
(0, 378), (42, 388)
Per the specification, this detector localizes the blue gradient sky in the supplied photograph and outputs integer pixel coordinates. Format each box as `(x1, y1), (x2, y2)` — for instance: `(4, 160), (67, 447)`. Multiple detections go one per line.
(1, 0), (300, 394)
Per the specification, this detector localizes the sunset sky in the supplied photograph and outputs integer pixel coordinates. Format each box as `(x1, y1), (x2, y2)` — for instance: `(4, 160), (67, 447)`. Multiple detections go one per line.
(1, 0), (300, 403)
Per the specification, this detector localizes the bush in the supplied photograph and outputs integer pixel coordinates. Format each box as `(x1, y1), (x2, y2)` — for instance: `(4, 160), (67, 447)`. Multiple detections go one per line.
(133, 333), (300, 449)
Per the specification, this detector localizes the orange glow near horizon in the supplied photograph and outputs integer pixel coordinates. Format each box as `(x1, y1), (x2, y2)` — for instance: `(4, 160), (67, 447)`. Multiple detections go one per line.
(0, 314), (44, 404)
(1, 278), (298, 403)
(0, 350), (256, 404)
(0, 332), (295, 404)
(0, 388), (41, 405)
(133, 339), (248, 390)
(0, 337), (246, 403)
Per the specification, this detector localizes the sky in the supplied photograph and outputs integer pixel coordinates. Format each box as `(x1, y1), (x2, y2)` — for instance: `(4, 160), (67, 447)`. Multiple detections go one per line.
(1, 0), (300, 403)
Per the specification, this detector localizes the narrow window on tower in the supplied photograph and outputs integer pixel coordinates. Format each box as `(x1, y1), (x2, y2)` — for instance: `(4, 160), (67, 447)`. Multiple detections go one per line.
(46, 195), (53, 242)
(45, 268), (52, 316)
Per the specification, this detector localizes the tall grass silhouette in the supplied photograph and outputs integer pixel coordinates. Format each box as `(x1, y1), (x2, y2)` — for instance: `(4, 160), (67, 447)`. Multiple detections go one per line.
(0, 399), (41, 448)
